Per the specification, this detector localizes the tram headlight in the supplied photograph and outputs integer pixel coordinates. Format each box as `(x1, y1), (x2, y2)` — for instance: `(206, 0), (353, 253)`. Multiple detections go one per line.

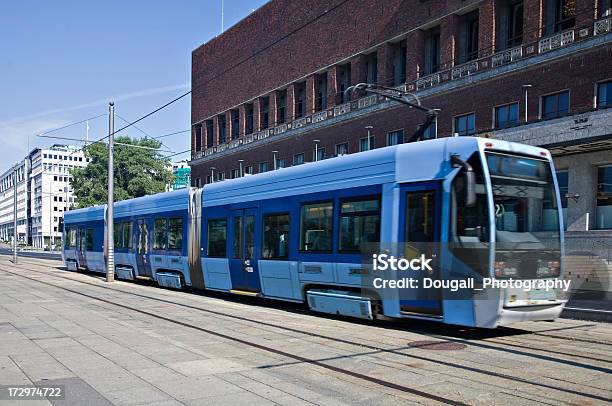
(494, 261), (517, 278)
(537, 260), (560, 277)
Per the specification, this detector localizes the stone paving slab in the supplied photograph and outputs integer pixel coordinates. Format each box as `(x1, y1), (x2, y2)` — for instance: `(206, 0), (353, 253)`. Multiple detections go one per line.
(1, 256), (612, 405)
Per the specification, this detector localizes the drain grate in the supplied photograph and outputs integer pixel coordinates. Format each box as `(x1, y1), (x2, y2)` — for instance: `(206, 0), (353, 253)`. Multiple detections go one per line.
(408, 340), (467, 350)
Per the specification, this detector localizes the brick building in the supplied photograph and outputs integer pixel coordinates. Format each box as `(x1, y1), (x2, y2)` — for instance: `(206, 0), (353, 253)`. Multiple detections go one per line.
(190, 0), (612, 251)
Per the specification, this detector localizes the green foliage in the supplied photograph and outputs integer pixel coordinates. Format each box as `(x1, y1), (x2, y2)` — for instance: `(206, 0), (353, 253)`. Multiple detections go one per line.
(70, 137), (175, 208)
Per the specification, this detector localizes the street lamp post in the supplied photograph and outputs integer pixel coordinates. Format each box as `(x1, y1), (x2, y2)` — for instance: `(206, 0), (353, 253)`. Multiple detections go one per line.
(313, 140), (320, 162)
(13, 165), (18, 264)
(522, 84), (532, 123)
(238, 159), (244, 177)
(365, 126), (373, 151)
(210, 167), (216, 183)
(272, 151), (278, 170)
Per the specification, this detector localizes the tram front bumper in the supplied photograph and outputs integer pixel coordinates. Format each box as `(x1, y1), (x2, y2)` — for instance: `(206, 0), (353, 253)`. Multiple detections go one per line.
(498, 301), (565, 325)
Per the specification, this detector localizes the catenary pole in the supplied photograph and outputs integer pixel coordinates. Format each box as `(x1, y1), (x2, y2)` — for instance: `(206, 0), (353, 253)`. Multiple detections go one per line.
(106, 102), (115, 282)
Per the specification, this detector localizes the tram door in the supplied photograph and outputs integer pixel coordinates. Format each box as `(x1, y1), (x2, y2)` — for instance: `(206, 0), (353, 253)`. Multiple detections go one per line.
(228, 208), (261, 293)
(399, 183), (442, 316)
(136, 219), (152, 277)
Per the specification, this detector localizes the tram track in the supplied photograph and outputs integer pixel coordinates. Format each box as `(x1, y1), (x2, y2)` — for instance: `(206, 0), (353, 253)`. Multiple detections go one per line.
(1, 258), (611, 404)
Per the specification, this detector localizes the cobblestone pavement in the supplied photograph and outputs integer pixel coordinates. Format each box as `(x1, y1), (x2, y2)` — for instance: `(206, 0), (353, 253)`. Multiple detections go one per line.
(0, 256), (611, 405)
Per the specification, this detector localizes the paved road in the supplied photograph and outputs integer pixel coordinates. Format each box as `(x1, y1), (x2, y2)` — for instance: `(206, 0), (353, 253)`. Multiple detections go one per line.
(0, 256), (611, 405)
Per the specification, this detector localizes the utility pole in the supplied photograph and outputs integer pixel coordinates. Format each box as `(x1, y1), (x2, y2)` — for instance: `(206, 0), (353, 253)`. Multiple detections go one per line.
(13, 165), (18, 264)
(106, 102), (115, 283)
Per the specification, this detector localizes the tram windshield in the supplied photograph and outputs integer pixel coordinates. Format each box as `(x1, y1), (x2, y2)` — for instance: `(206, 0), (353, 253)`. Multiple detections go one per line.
(486, 152), (561, 279)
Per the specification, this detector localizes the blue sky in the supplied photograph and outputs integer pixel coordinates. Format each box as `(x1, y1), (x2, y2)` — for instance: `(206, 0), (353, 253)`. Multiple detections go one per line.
(0, 0), (268, 170)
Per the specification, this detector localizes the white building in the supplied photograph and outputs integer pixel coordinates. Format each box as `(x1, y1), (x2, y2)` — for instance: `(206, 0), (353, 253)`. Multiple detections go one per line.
(0, 145), (88, 249)
(0, 160), (28, 244)
(28, 145), (87, 249)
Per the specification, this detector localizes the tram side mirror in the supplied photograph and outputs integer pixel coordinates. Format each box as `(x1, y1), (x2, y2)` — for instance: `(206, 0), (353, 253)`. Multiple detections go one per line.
(451, 154), (476, 207)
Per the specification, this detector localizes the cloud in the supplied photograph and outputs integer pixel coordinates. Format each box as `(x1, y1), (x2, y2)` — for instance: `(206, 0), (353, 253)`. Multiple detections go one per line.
(0, 82), (191, 126)
(0, 117), (70, 169)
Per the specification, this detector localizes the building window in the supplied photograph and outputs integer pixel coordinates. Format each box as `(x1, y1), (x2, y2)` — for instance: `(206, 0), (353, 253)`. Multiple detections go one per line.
(461, 10), (480, 63)
(218, 115), (227, 144)
(207, 218), (227, 257)
(231, 168), (240, 179)
(387, 129), (405, 146)
(601, 0), (612, 17)
(259, 162), (269, 173)
(295, 82), (306, 118)
(261, 97), (270, 129)
(495, 102), (519, 129)
(509, 1), (524, 47)
(262, 213), (290, 259)
(194, 124), (202, 151)
(336, 143), (349, 156)
(422, 119), (437, 140)
(314, 147), (325, 161)
(316, 73), (328, 111)
(231, 109), (240, 139)
(245, 165), (253, 175)
(205, 120), (214, 147)
(556, 170), (568, 229)
(597, 166), (612, 229)
(339, 63), (351, 104)
(365, 52), (378, 84)
(245, 103), (254, 134)
(546, 0), (576, 33)
(293, 153), (305, 165)
(195, 177), (202, 187)
(542, 91), (569, 119)
(277, 91), (287, 124)
(217, 172), (226, 181)
(275, 158), (286, 169)
(339, 198), (381, 252)
(597, 81), (612, 109)
(300, 202), (333, 251)
(454, 113), (476, 136)
(393, 41), (407, 85)
(360, 136), (375, 152)
(424, 27), (441, 75)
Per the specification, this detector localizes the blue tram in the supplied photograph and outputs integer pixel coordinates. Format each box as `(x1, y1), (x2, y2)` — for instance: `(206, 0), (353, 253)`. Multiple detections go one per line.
(63, 137), (566, 328)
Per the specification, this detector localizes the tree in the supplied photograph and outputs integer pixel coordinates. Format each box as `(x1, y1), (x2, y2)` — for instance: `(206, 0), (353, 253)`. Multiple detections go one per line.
(70, 137), (175, 208)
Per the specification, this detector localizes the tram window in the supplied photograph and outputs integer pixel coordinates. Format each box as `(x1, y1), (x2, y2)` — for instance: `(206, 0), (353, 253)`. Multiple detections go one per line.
(114, 222), (123, 248)
(405, 192), (435, 243)
(207, 218), (227, 257)
(70, 228), (77, 247)
(85, 229), (94, 251)
(167, 218), (183, 250)
(64, 227), (72, 248)
(154, 218), (167, 250)
(339, 198), (380, 252)
(300, 202), (333, 252)
(124, 222), (133, 249)
(263, 213), (290, 259)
